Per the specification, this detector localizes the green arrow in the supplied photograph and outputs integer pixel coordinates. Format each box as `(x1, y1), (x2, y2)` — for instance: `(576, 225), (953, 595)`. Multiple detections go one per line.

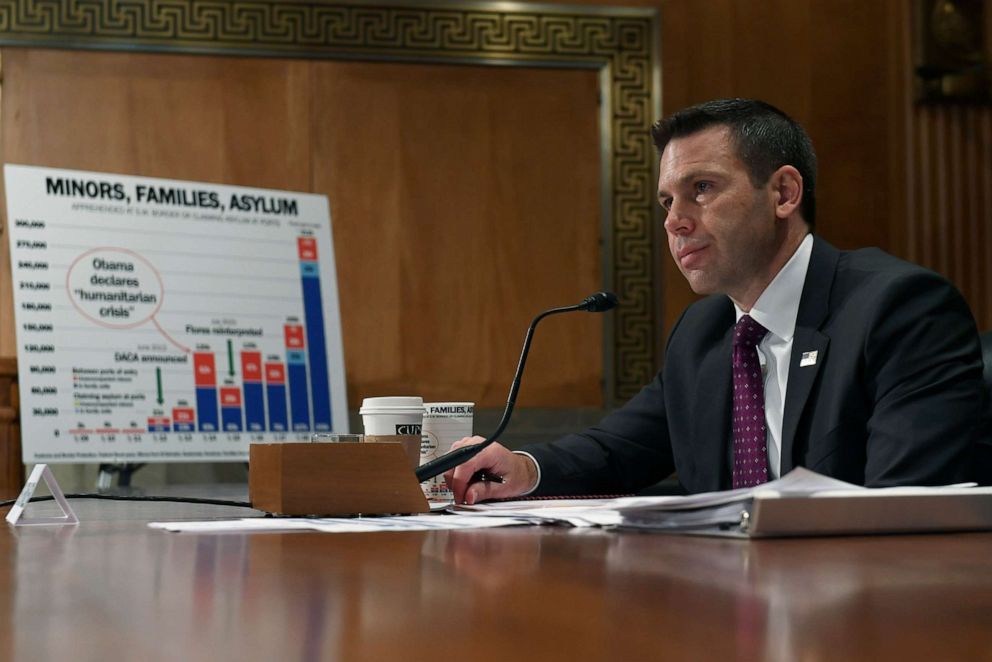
(155, 367), (164, 405)
(227, 339), (235, 376)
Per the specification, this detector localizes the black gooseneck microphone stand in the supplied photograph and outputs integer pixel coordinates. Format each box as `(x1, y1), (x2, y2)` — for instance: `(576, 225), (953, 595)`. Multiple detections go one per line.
(414, 292), (618, 483)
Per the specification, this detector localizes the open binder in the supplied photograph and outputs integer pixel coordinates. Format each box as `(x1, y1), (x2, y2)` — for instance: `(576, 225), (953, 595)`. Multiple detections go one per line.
(616, 468), (992, 538)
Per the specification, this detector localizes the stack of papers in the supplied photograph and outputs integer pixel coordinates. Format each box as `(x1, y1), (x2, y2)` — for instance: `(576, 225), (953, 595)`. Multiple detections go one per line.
(456, 468), (992, 538)
(149, 468), (992, 538)
(452, 498), (625, 527)
(614, 468), (992, 537)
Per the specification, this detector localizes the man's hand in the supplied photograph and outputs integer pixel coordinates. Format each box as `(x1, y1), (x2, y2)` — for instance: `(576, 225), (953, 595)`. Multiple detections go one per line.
(444, 436), (538, 504)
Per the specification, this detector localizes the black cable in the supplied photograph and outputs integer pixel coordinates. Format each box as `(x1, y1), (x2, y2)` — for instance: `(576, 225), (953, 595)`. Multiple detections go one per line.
(414, 291), (619, 483)
(0, 493), (256, 509)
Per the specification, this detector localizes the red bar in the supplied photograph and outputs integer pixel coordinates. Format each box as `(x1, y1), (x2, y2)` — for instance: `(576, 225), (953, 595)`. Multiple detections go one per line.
(146, 417), (170, 427)
(265, 362), (286, 384)
(220, 387), (242, 407)
(297, 237), (318, 261)
(173, 407), (195, 424)
(241, 351), (263, 383)
(284, 325), (305, 349)
(194, 352), (217, 387)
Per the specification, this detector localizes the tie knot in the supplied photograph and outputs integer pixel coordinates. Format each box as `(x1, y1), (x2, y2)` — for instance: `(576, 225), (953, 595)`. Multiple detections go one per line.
(734, 314), (767, 348)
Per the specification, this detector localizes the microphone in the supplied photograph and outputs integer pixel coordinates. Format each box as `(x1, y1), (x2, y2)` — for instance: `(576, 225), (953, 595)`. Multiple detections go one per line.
(579, 291), (620, 312)
(414, 291), (619, 483)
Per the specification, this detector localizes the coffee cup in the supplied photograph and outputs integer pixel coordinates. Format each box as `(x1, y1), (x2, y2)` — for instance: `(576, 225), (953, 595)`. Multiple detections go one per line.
(421, 402), (474, 501)
(360, 396), (425, 470)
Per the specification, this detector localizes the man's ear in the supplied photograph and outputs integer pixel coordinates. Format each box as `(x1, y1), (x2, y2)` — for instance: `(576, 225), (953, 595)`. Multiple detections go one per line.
(770, 165), (803, 220)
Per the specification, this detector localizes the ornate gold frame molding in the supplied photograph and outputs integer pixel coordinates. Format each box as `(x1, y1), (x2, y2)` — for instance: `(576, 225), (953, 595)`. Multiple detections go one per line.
(0, 0), (661, 404)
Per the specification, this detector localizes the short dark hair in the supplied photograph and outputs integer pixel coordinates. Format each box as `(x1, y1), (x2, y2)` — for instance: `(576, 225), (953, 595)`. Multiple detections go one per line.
(651, 98), (817, 230)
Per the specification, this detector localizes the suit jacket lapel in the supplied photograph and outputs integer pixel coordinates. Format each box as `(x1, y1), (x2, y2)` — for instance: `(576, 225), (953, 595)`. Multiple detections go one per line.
(693, 323), (734, 491)
(780, 238), (838, 473)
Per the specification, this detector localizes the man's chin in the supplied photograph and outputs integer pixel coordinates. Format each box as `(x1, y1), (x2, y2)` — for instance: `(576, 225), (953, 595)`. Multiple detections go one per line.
(682, 272), (715, 296)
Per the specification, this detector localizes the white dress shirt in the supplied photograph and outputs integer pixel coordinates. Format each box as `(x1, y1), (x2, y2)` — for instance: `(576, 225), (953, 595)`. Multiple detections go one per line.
(733, 233), (813, 479)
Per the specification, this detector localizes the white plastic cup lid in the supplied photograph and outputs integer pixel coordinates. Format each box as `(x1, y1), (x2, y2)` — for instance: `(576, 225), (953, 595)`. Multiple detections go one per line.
(359, 396), (424, 415)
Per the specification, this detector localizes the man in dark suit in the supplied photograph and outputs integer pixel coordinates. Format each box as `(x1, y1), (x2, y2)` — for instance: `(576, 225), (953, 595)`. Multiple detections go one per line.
(446, 98), (991, 503)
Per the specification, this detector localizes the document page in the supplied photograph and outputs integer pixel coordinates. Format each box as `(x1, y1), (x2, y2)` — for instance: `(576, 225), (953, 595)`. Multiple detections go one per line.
(150, 514), (533, 534)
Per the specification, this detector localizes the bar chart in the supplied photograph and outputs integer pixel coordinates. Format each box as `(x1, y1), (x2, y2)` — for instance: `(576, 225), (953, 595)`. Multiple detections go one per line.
(6, 165), (347, 463)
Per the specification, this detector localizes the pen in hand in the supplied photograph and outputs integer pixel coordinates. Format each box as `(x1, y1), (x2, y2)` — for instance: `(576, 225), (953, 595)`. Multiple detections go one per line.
(470, 470), (505, 484)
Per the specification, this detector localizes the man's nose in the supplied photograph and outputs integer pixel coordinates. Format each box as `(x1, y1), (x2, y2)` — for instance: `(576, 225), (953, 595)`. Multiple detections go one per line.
(663, 200), (694, 235)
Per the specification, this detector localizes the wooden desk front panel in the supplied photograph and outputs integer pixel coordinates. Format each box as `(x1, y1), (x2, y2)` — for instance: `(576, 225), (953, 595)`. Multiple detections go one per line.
(1, 498), (991, 661)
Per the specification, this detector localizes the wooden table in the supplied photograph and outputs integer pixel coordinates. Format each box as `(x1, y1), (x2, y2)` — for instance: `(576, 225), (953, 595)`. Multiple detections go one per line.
(2, 490), (991, 661)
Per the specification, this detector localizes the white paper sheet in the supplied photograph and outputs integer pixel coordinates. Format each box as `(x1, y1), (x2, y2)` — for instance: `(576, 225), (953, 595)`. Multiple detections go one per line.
(149, 514), (533, 533)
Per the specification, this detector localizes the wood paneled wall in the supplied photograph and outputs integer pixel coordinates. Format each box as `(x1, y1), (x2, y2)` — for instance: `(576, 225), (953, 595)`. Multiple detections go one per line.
(308, 61), (603, 405)
(897, 0), (992, 335)
(905, 104), (992, 331)
(657, 0), (907, 333)
(1, 0), (990, 419)
(0, 49), (602, 409)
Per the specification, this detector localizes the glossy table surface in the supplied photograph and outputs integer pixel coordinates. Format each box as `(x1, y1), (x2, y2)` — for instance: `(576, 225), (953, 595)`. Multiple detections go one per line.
(2, 488), (991, 661)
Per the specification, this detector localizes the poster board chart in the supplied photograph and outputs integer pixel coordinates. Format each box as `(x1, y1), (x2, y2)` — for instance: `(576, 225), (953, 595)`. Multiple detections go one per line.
(5, 164), (348, 463)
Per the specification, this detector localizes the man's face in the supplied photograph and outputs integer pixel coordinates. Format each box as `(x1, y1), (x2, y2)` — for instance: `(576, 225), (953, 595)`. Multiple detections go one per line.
(657, 126), (781, 306)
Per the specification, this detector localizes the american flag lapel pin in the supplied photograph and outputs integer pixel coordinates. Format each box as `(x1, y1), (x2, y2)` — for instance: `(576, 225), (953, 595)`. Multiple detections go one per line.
(799, 350), (818, 367)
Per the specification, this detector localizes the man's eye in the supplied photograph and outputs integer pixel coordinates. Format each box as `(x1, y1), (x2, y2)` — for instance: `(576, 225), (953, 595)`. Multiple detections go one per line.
(660, 197), (673, 211)
(694, 182), (712, 195)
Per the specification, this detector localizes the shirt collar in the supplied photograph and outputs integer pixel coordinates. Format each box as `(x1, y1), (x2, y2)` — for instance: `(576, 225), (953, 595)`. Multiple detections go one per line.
(734, 233), (813, 342)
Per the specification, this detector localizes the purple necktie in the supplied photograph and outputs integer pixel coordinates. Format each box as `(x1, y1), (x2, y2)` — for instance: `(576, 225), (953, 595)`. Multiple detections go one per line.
(732, 315), (769, 489)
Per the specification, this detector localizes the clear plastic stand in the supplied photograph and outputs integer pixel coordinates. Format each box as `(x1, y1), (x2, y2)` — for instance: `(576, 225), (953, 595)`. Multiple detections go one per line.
(6, 464), (79, 526)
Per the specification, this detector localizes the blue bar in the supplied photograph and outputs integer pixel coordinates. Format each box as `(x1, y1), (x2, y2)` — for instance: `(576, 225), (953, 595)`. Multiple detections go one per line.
(301, 263), (332, 432)
(287, 350), (310, 432)
(174, 422), (195, 432)
(266, 384), (288, 432)
(196, 387), (219, 432)
(147, 424), (171, 432)
(244, 383), (266, 432)
(221, 407), (243, 432)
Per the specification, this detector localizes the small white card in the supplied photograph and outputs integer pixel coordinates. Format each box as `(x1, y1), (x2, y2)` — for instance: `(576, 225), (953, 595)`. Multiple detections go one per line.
(6, 464), (79, 526)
